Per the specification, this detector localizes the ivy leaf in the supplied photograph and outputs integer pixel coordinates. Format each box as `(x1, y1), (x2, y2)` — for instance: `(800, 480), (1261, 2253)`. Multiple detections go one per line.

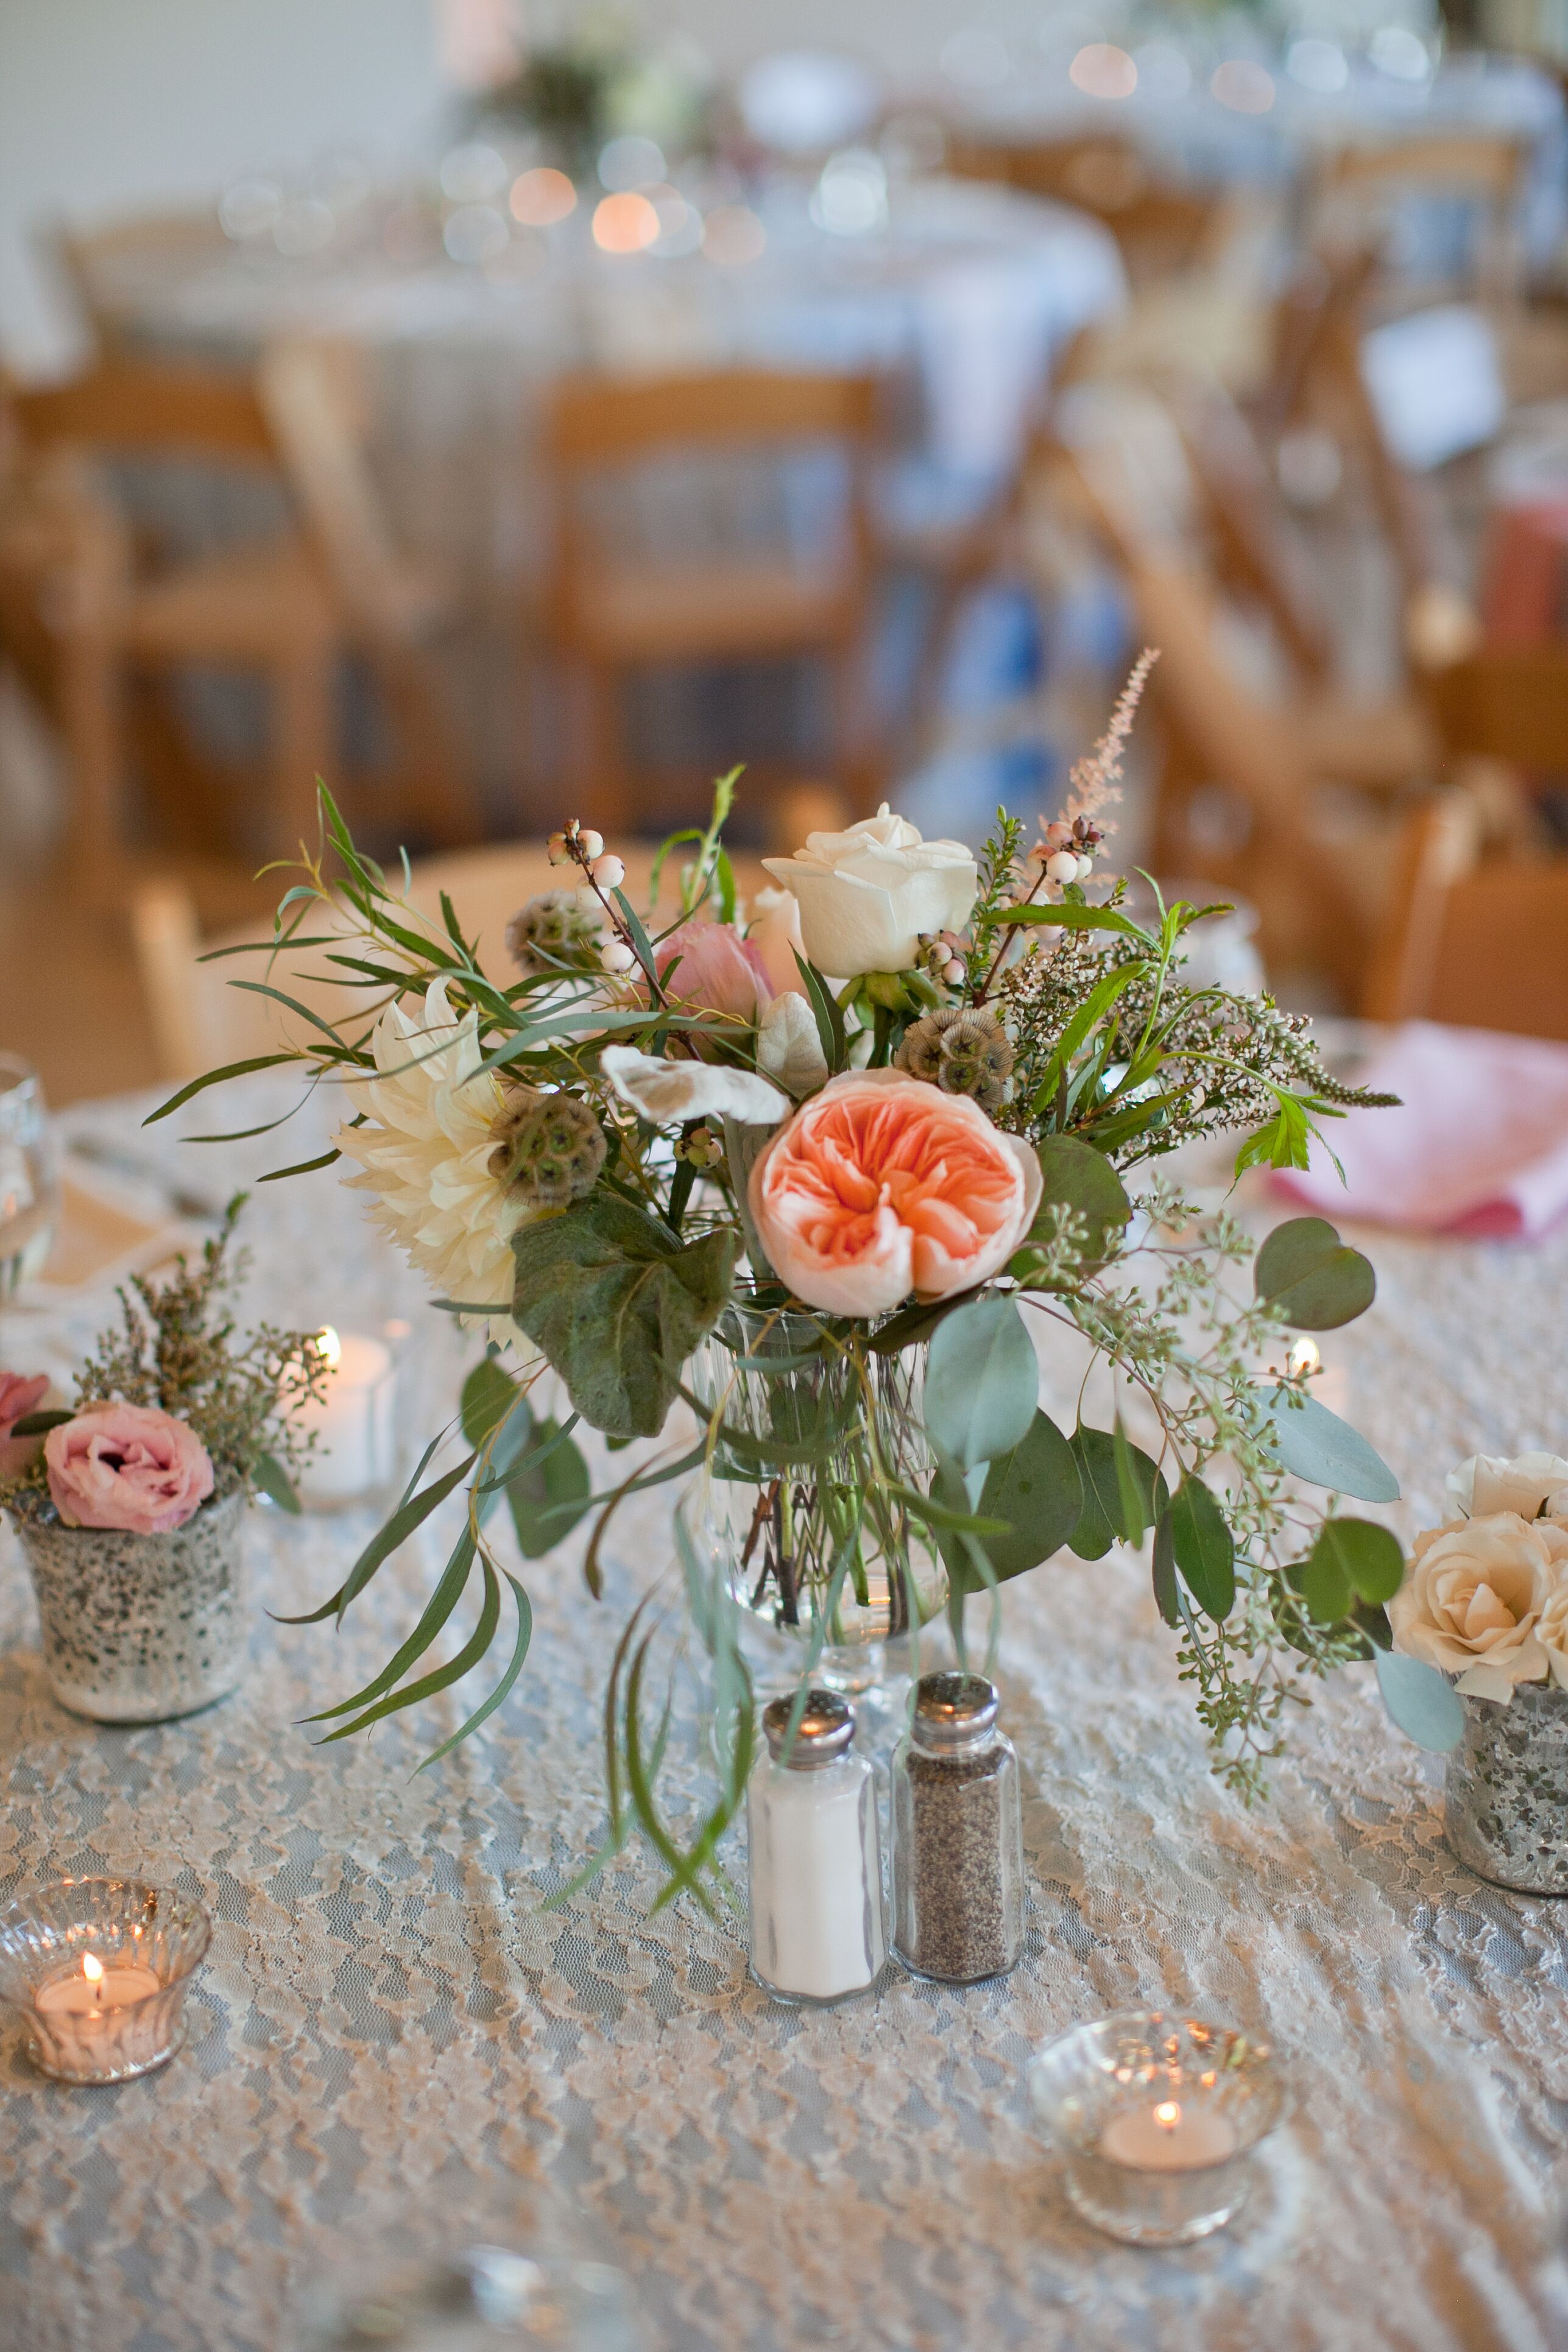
(1068, 1425), (1169, 1559)
(1265, 1388), (1400, 1503)
(1166, 1476), (1235, 1620)
(1255, 1217), (1376, 1331)
(923, 1294), (1039, 1472)
(972, 1410), (1082, 1581)
(506, 1418), (592, 1559)
(1375, 1651), (1464, 1753)
(512, 1195), (741, 1439)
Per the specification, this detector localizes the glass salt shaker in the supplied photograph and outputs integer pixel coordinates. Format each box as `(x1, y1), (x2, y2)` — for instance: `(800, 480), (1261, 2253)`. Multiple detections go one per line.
(746, 1689), (886, 2005)
(891, 1671), (1023, 1983)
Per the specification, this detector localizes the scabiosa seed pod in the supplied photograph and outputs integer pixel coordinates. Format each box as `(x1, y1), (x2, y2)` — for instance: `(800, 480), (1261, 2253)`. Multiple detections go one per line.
(487, 1084), (607, 1207)
(505, 890), (606, 978)
(895, 1006), (1016, 1112)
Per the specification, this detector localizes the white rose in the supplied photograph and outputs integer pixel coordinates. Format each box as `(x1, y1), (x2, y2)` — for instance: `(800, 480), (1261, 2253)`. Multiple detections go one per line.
(1444, 1451), (1568, 1521)
(762, 805), (978, 979)
(756, 992), (829, 1098)
(1388, 1511), (1568, 1702)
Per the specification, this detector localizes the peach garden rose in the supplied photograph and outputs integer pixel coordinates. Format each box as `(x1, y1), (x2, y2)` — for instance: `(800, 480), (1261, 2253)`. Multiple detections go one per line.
(749, 1067), (1042, 1316)
(45, 1403), (215, 1536)
(1389, 1510), (1568, 1702)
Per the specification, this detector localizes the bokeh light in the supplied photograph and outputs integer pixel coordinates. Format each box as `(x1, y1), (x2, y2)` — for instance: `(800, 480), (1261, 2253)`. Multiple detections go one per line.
(702, 205), (766, 266)
(439, 143), (508, 203)
(1069, 45), (1138, 101)
(443, 203), (510, 265)
(510, 167), (577, 227)
(810, 149), (888, 237)
(598, 135), (666, 192)
(592, 192), (661, 253)
(649, 188), (703, 257)
(1210, 59), (1275, 113)
(1286, 37), (1349, 93)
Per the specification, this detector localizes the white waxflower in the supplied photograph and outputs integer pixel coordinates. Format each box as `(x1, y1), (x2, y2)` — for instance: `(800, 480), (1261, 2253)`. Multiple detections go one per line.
(336, 980), (537, 1342)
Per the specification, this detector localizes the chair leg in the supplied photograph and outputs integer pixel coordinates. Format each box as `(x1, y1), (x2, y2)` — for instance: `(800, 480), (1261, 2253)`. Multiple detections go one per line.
(58, 628), (125, 902)
(273, 643), (334, 856)
(580, 657), (631, 833)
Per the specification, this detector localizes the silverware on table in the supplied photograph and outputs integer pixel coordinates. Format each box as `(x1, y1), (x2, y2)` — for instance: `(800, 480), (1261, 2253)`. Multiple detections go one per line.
(63, 1139), (226, 1224)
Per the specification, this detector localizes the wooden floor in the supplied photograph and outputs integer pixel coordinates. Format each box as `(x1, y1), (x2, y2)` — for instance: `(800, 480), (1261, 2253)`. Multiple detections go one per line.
(0, 852), (277, 1107)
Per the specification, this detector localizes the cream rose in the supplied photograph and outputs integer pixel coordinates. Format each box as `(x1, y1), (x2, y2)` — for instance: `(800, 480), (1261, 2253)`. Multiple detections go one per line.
(1389, 1511), (1568, 1701)
(1444, 1452), (1568, 1522)
(761, 807), (978, 978)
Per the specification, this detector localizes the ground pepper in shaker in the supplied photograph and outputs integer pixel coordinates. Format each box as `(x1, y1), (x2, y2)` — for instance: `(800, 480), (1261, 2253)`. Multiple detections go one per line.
(891, 1670), (1023, 1983)
(746, 1689), (886, 2005)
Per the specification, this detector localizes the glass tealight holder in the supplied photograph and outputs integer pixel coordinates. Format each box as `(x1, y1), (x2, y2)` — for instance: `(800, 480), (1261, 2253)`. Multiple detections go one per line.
(1027, 2010), (1285, 2246)
(0, 1876), (211, 2084)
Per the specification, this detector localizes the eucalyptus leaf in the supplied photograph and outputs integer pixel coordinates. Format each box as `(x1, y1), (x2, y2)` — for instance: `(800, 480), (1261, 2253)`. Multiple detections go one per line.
(1375, 1650), (1464, 1753)
(1265, 1388), (1400, 1503)
(506, 1418), (592, 1558)
(253, 1451), (301, 1515)
(1015, 1135), (1132, 1284)
(461, 1355), (524, 1450)
(924, 1294), (1039, 1472)
(1151, 1515), (1181, 1626)
(1167, 1476), (1235, 1619)
(971, 1410), (1081, 1581)
(512, 1193), (741, 1438)
(1310, 1516), (1405, 1607)
(1255, 1217), (1376, 1331)
(1068, 1425), (1169, 1559)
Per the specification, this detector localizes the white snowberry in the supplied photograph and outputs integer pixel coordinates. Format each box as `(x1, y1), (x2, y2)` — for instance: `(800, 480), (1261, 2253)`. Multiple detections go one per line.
(1075, 853), (1096, 881)
(577, 828), (605, 862)
(1045, 850), (1079, 886)
(600, 938), (636, 974)
(592, 853), (626, 891)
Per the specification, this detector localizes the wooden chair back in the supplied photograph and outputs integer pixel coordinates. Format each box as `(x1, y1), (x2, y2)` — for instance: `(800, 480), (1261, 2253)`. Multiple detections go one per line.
(1309, 132), (1529, 304)
(1364, 792), (1568, 1036)
(1421, 646), (1568, 775)
(9, 358), (277, 465)
(40, 208), (228, 356)
(946, 133), (1228, 281)
(546, 369), (880, 467)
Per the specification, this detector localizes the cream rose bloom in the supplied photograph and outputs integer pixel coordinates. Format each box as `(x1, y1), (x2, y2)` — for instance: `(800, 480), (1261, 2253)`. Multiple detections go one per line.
(1444, 1451), (1568, 1522)
(762, 806), (978, 978)
(1389, 1511), (1568, 1702)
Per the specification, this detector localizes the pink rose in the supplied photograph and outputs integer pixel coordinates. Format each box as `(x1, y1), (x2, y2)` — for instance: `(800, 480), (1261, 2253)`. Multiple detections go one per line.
(0, 1371), (50, 1480)
(656, 919), (772, 1025)
(749, 1068), (1043, 1316)
(44, 1404), (215, 1536)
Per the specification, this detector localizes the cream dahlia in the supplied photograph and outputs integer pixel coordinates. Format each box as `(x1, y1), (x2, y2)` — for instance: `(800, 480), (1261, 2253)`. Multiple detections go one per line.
(336, 980), (534, 1339)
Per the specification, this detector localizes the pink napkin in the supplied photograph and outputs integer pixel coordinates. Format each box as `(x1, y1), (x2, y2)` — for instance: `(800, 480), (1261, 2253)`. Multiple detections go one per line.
(1273, 1021), (1568, 1238)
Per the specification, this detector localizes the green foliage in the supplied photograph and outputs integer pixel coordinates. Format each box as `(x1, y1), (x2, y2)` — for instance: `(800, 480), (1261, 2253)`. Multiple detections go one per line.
(923, 1294), (1039, 1472)
(1299, 1517), (1405, 1622)
(1375, 1650), (1464, 1753)
(511, 1196), (742, 1438)
(1265, 1388), (1400, 1502)
(1165, 1476), (1236, 1621)
(1011, 1135), (1132, 1288)
(1255, 1217), (1376, 1329)
(1067, 1424), (1169, 1559)
(971, 1410), (1081, 1581)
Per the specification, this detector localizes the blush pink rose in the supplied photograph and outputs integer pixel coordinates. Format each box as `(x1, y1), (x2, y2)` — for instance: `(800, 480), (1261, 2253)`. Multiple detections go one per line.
(749, 1067), (1043, 1315)
(746, 886), (809, 1000)
(656, 919), (772, 1024)
(45, 1404), (215, 1536)
(0, 1371), (50, 1480)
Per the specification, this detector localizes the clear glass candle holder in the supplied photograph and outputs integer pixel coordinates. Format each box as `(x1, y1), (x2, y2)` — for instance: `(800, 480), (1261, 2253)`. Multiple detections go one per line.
(0, 1876), (211, 2083)
(1027, 2010), (1285, 2246)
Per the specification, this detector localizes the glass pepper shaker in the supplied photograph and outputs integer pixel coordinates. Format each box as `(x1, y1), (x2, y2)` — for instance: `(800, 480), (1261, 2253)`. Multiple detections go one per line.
(891, 1670), (1023, 1983)
(746, 1689), (886, 2005)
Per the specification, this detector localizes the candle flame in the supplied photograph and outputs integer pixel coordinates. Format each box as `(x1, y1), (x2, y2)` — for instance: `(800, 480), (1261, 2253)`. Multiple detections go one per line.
(1153, 2100), (1181, 2130)
(314, 1326), (342, 1372)
(1287, 1337), (1321, 1378)
(82, 1953), (104, 1984)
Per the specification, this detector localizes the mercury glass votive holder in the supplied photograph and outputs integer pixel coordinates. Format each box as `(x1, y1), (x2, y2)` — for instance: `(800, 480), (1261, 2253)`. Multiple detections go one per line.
(0, 1876), (211, 2084)
(1027, 2010), (1285, 2246)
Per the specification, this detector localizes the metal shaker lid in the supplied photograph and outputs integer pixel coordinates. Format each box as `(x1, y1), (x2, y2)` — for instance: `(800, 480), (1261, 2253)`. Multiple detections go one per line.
(911, 1670), (1000, 1747)
(763, 1689), (855, 1765)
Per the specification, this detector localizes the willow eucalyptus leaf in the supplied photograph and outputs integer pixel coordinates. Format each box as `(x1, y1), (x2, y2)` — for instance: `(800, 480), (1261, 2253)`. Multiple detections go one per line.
(923, 1294), (1039, 1472)
(1265, 1388), (1400, 1502)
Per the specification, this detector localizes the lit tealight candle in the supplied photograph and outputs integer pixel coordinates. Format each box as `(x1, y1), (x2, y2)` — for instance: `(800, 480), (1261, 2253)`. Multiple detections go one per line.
(1284, 1335), (1351, 1420)
(294, 1326), (396, 1506)
(33, 1948), (166, 2077)
(1100, 2096), (1240, 2172)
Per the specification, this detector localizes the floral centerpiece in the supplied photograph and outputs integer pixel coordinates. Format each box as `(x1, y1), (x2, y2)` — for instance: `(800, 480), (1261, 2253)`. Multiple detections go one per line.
(161, 665), (1415, 1902)
(0, 1204), (323, 1722)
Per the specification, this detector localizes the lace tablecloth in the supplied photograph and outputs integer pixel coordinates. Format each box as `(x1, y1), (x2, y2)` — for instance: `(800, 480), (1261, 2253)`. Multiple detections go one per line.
(3, 1079), (1568, 2352)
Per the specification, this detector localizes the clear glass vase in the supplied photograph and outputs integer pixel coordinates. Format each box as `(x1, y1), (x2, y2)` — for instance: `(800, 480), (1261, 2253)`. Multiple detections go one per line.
(683, 1304), (947, 1703)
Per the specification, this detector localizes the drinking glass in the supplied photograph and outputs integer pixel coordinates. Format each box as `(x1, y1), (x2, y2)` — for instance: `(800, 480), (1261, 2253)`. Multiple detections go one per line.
(0, 1055), (58, 1300)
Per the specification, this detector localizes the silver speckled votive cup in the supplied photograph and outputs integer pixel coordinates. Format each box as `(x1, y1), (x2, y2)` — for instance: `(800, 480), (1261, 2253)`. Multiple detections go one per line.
(15, 1489), (248, 1723)
(1446, 1681), (1568, 1895)
(0, 1877), (211, 2083)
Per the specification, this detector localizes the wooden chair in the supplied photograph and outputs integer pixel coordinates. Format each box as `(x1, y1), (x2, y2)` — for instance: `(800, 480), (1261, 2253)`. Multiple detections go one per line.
(946, 133), (1237, 287)
(1308, 133), (1530, 314)
(1364, 789), (1568, 1035)
(544, 369), (881, 832)
(39, 207), (230, 359)
(4, 350), (478, 888)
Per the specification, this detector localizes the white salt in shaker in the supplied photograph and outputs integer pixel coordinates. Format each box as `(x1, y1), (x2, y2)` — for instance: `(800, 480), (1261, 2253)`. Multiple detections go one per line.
(746, 1689), (886, 2005)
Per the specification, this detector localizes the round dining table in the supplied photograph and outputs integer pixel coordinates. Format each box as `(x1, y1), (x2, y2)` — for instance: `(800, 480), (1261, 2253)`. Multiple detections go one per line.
(2, 1070), (1567, 2351)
